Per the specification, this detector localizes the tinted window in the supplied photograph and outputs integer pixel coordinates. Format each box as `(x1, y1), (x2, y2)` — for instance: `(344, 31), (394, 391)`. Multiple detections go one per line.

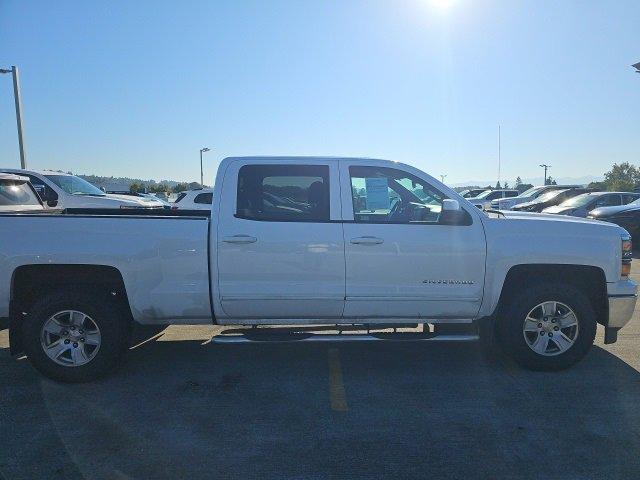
(194, 192), (213, 204)
(622, 194), (639, 204)
(505, 191), (519, 198)
(237, 165), (330, 221)
(350, 166), (444, 224)
(594, 194), (621, 208)
(23, 174), (58, 202)
(0, 181), (41, 206)
(174, 192), (187, 203)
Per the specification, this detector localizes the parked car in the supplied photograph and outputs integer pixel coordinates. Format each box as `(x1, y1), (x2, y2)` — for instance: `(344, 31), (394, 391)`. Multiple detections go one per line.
(0, 173), (45, 212)
(468, 189), (519, 210)
(543, 192), (640, 217)
(105, 189), (171, 209)
(1, 156), (635, 382)
(0, 169), (165, 210)
(588, 198), (640, 238)
(511, 188), (591, 213)
(171, 188), (213, 210)
(459, 188), (490, 198)
(492, 185), (582, 210)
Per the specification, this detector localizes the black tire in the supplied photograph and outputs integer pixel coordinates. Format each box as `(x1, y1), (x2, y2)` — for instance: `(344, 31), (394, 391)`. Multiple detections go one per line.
(21, 287), (129, 383)
(497, 282), (597, 371)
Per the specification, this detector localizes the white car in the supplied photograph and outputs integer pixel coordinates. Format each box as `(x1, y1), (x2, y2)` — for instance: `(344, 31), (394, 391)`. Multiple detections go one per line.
(171, 188), (213, 210)
(492, 185), (581, 210)
(0, 156), (636, 382)
(468, 189), (519, 210)
(0, 173), (45, 213)
(0, 169), (165, 210)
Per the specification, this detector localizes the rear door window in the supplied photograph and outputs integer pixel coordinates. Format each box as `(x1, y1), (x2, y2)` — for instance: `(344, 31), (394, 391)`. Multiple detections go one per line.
(236, 165), (330, 222)
(595, 194), (622, 208)
(194, 192), (213, 204)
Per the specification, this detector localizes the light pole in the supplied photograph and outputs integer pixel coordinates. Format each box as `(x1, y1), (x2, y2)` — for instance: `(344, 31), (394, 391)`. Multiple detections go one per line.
(199, 147), (210, 187)
(539, 164), (551, 185)
(0, 66), (27, 168)
(440, 174), (447, 184)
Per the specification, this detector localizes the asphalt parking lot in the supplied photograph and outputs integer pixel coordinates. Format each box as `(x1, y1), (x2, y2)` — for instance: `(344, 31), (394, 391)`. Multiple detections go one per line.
(2, 266), (640, 480)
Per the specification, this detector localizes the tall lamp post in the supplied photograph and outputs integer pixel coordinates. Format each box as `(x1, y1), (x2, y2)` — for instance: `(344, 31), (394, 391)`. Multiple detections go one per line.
(199, 147), (210, 187)
(0, 66), (27, 168)
(539, 164), (551, 185)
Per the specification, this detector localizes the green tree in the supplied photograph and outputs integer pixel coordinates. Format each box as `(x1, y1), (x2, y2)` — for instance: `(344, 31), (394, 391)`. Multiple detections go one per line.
(515, 176), (522, 187)
(495, 181), (502, 189)
(173, 183), (189, 193)
(517, 183), (533, 194)
(588, 181), (607, 191)
(129, 182), (143, 193)
(603, 162), (640, 192)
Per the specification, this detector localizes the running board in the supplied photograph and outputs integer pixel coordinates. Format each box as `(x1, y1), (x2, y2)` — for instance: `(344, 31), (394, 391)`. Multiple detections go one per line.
(212, 332), (479, 344)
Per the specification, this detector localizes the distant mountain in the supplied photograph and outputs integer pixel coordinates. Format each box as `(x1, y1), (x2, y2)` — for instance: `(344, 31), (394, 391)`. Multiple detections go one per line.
(451, 175), (603, 188)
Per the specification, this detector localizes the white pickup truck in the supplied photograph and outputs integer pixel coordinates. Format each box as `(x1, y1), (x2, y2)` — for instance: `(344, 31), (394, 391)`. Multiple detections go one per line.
(1, 157), (637, 382)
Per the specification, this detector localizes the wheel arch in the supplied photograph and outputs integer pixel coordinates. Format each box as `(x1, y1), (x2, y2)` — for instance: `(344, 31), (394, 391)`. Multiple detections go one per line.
(493, 264), (607, 326)
(9, 264), (132, 355)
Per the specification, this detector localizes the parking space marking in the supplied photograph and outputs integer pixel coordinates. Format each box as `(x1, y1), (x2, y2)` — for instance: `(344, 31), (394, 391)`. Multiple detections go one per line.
(328, 348), (348, 412)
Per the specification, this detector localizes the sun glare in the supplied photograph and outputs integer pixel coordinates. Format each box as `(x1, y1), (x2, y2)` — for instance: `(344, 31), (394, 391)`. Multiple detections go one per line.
(430, 0), (455, 9)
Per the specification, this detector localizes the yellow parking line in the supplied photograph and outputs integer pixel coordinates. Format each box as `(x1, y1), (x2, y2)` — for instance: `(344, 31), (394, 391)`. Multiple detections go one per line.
(328, 348), (348, 412)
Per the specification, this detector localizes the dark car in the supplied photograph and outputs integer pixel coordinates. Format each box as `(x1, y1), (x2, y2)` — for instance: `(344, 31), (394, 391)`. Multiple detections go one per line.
(512, 188), (591, 213)
(542, 191), (640, 218)
(588, 198), (640, 238)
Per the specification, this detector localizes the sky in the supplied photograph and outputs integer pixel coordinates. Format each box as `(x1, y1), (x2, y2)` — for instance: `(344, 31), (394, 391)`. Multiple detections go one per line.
(0, 0), (639, 185)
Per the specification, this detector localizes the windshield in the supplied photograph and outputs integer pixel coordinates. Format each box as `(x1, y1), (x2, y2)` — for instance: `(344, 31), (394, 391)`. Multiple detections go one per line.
(516, 186), (544, 198)
(535, 189), (567, 203)
(45, 174), (105, 196)
(0, 181), (41, 206)
(559, 193), (595, 207)
(475, 190), (495, 199)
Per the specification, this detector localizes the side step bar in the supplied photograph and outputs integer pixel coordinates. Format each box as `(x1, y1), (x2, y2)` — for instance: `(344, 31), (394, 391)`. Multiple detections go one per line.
(212, 332), (479, 344)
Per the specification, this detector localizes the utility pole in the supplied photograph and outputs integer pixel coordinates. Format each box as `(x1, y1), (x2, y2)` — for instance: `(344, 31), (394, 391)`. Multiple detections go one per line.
(539, 164), (551, 185)
(497, 125), (501, 188)
(0, 66), (27, 168)
(199, 147), (210, 187)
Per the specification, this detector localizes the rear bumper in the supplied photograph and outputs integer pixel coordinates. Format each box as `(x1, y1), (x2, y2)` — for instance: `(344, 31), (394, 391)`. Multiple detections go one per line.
(607, 279), (638, 329)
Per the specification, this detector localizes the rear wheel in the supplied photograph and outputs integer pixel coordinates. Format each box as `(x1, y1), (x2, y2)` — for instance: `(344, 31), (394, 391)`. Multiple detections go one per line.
(497, 283), (596, 371)
(21, 288), (129, 382)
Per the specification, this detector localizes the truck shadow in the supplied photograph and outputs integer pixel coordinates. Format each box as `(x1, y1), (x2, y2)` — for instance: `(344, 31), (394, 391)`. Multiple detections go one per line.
(2, 331), (640, 479)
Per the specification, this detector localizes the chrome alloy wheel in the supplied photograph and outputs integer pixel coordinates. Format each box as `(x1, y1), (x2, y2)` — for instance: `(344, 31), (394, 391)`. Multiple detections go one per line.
(522, 301), (579, 356)
(40, 310), (101, 366)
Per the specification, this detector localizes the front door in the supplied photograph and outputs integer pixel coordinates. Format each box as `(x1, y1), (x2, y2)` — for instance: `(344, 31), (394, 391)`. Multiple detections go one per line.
(216, 160), (345, 320)
(341, 161), (486, 319)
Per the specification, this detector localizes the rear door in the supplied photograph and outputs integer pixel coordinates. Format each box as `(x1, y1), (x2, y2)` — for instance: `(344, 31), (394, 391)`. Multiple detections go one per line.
(340, 160), (486, 319)
(216, 160), (345, 319)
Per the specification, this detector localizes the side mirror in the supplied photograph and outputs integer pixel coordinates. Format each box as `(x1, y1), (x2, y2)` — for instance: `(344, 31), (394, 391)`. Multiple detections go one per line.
(440, 199), (470, 225)
(47, 199), (58, 208)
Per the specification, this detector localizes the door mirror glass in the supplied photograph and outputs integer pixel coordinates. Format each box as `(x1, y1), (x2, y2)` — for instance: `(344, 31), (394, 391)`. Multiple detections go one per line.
(47, 199), (58, 208)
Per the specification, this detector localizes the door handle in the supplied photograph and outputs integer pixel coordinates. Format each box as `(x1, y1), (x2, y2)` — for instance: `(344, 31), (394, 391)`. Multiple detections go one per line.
(350, 236), (384, 245)
(222, 235), (257, 244)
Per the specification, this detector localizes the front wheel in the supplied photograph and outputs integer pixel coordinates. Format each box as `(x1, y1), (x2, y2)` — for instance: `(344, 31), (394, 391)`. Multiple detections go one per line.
(21, 288), (129, 382)
(497, 283), (597, 371)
